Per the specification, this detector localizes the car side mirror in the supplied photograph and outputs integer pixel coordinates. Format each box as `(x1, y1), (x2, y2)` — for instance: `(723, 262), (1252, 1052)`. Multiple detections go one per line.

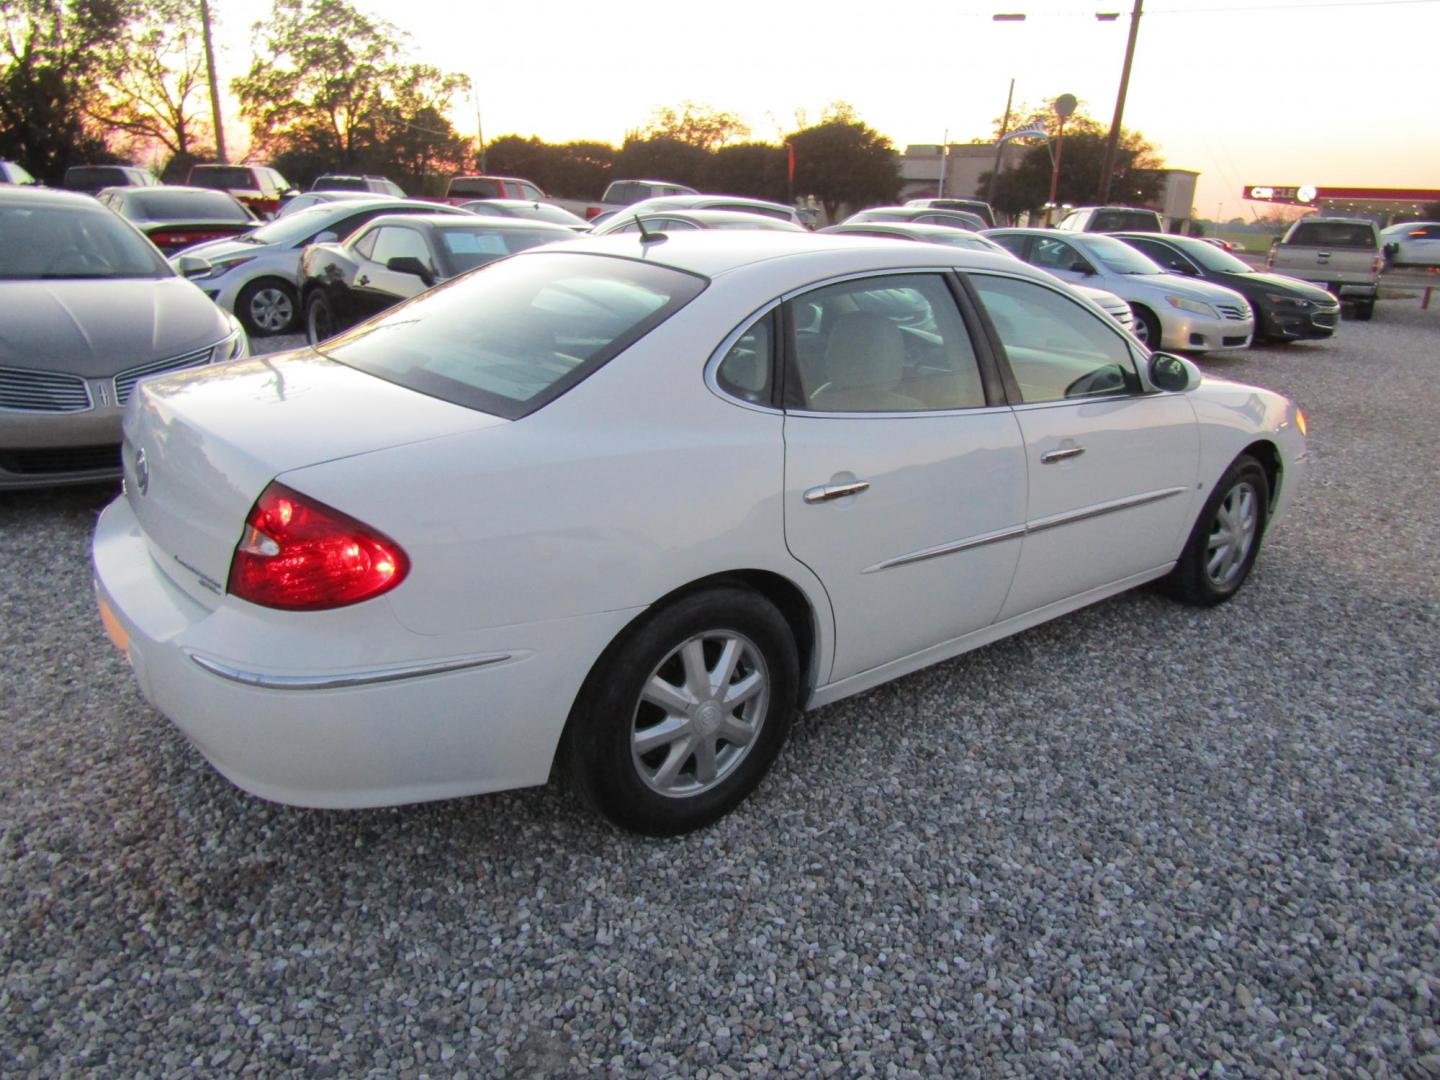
(387, 256), (435, 287)
(1070, 261), (1094, 276)
(174, 254), (212, 279)
(1149, 351), (1200, 392)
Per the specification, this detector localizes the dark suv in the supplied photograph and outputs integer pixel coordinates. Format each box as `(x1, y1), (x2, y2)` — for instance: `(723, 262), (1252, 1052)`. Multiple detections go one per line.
(63, 165), (159, 194)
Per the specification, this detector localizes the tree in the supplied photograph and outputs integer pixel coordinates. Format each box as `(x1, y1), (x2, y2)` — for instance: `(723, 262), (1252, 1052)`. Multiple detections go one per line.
(612, 136), (711, 190)
(374, 64), (471, 193)
(705, 142), (788, 202)
(784, 107), (901, 221)
(975, 103), (1164, 218)
(638, 101), (748, 151)
(90, 0), (213, 163)
(484, 136), (615, 199)
(0, 0), (127, 181)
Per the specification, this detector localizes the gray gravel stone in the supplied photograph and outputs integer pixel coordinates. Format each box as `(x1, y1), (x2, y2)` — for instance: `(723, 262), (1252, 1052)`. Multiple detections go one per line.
(1, 301), (1437, 1077)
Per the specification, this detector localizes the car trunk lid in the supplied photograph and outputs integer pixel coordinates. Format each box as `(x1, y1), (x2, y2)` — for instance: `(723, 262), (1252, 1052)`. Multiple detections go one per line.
(121, 348), (506, 608)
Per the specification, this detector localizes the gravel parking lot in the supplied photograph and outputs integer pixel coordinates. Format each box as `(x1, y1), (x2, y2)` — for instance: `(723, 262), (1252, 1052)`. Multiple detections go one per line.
(3, 299), (1438, 1078)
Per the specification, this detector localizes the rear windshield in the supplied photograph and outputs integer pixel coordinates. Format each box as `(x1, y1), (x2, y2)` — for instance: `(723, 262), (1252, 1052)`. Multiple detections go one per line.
(64, 166), (129, 191)
(1090, 209), (1162, 232)
(0, 202), (170, 279)
(313, 176), (369, 191)
(435, 225), (567, 274)
(130, 190), (252, 222)
(321, 252), (707, 419)
(448, 177), (503, 199)
(189, 166), (258, 190)
(1287, 221), (1377, 248)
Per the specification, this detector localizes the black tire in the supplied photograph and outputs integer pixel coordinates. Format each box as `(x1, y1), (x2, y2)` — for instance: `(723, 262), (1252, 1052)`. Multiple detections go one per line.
(1353, 300), (1375, 322)
(564, 587), (798, 836)
(305, 290), (338, 344)
(1166, 454), (1270, 607)
(1130, 304), (1161, 349)
(236, 278), (299, 336)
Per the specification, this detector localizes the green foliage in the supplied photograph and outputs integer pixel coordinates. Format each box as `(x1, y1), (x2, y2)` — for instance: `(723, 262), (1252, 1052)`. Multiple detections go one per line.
(705, 143), (788, 203)
(484, 136), (614, 199)
(975, 102), (1164, 217)
(638, 102), (748, 151)
(613, 136), (711, 190)
(232, 0), (469, 189)
(0, 0), (129, 180)
(784, 114), (901, 221)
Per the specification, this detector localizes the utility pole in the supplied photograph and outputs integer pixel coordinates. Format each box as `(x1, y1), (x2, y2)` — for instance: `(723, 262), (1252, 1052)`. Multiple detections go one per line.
(199, 0), (226, 162)
(986, 78), (1015, 207)
(937, 129), (948, 198)
(1097, 0), (1143, 204)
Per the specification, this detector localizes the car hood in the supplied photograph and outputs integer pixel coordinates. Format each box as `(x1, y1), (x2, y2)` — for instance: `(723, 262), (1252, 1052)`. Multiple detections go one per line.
(1230, 271), (1337, 302)
(176, 235), (267, 261)
(0, 278), (230, 377)
(1120, 273), (1245, 306)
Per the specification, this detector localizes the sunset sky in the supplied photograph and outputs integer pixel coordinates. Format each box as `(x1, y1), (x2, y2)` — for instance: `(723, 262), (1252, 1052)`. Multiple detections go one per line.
(212, 0), (1440, 220)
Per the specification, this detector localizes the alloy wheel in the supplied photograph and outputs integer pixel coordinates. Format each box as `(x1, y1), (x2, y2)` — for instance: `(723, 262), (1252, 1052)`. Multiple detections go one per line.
(630, 631), (770, 798)
(1206, 480), (1259, 587)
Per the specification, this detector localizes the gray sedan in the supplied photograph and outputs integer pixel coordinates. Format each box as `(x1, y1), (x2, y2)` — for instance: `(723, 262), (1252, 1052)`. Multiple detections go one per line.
(0, 186), (245, 489)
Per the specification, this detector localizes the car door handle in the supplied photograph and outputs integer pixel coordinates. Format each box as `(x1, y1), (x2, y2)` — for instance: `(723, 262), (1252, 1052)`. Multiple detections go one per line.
(804, 481), (870, 504)
(357, 274), (370, 286)
(1040, 447), (1085, 464)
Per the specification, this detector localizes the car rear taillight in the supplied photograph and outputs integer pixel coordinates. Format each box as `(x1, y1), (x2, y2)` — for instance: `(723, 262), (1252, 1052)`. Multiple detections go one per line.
(584, 206), (602, 220)
(1371, 255), (1383, 273)
(228, 482), (408, 610)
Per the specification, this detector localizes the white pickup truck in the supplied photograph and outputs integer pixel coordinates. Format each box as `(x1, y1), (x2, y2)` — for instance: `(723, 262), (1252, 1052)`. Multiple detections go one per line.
(551, 179), (698, 223)
(1267, 217), (1382, 320)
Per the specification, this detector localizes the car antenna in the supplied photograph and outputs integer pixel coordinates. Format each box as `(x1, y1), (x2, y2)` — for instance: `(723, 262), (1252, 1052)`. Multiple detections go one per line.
(634, 215), (666, 244)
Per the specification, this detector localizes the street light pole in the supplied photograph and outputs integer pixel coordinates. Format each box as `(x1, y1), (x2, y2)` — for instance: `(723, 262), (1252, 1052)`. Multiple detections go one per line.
(1096, 0), (1143, 204)
(986, 78), (1015, 207)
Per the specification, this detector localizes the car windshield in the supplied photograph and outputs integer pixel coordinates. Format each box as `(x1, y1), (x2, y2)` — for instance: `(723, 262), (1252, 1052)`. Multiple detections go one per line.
(1092, 210), (1161, 232)
(1180, 240), (1254, 274)
(0, 202), (171, 279)
(1083, 235), (1166, 274)
(320, 252), (707, 419)
(189, 167), (258, 190)
(448, 178), (503, 199)
(313, 176), (369, 191)
(434, 226), (568, 274)
(247, 204), (373, 245)
(129, 190), (252, 222)
(64, 166), (129, 191)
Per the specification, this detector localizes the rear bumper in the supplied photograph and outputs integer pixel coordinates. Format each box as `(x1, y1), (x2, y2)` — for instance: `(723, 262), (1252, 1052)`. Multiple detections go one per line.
(92, 494), (638, 808)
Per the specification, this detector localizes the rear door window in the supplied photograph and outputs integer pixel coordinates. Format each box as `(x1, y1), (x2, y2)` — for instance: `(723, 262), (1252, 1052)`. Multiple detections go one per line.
(322, 252), (707, 419)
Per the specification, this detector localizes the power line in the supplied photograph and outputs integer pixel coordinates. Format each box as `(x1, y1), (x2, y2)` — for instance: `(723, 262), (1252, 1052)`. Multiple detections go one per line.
(980, 0), (1437, 15)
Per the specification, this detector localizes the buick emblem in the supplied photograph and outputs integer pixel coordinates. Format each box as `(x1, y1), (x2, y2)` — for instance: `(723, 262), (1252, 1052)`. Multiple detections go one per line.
(134, 448), (149, 496)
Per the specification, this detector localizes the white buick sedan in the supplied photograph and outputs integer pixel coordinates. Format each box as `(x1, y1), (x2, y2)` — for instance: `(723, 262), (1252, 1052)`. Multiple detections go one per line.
(93, 232), (1307, 835)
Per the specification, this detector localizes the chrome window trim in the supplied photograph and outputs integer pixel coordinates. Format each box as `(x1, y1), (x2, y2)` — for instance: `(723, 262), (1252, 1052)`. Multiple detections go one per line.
(703, 298), (784, 414)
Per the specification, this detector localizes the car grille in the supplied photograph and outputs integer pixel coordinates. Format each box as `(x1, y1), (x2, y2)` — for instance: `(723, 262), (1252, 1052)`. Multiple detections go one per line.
(1217, 303), (1250, 321)
(0, 444), (121, 476)
(114, 346), (214, 405)
(1313, 311), (1339, 328)
(0, 367), (91, 413)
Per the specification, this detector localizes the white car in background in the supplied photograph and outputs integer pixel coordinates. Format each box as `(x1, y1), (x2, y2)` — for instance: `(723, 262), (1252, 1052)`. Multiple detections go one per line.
(1380, 221), (1440, 268)
(820, 220), (1136, 333)
(94, 232), (1305, 835)
(987, 228), (1256, 351)
(173, 199), (471, 335)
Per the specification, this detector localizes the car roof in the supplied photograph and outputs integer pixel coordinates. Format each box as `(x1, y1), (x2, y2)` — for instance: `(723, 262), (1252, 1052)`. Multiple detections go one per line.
(523, 229), (1039, 282)
(0, 185), (111, 208)
(603, 209), (804, 231)
(825, 221), (997, 241)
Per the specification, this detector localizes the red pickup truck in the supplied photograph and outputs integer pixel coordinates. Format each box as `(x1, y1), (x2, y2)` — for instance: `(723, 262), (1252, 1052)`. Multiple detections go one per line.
(443, 175), (548, 205)
(187, 164), (296, 219)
